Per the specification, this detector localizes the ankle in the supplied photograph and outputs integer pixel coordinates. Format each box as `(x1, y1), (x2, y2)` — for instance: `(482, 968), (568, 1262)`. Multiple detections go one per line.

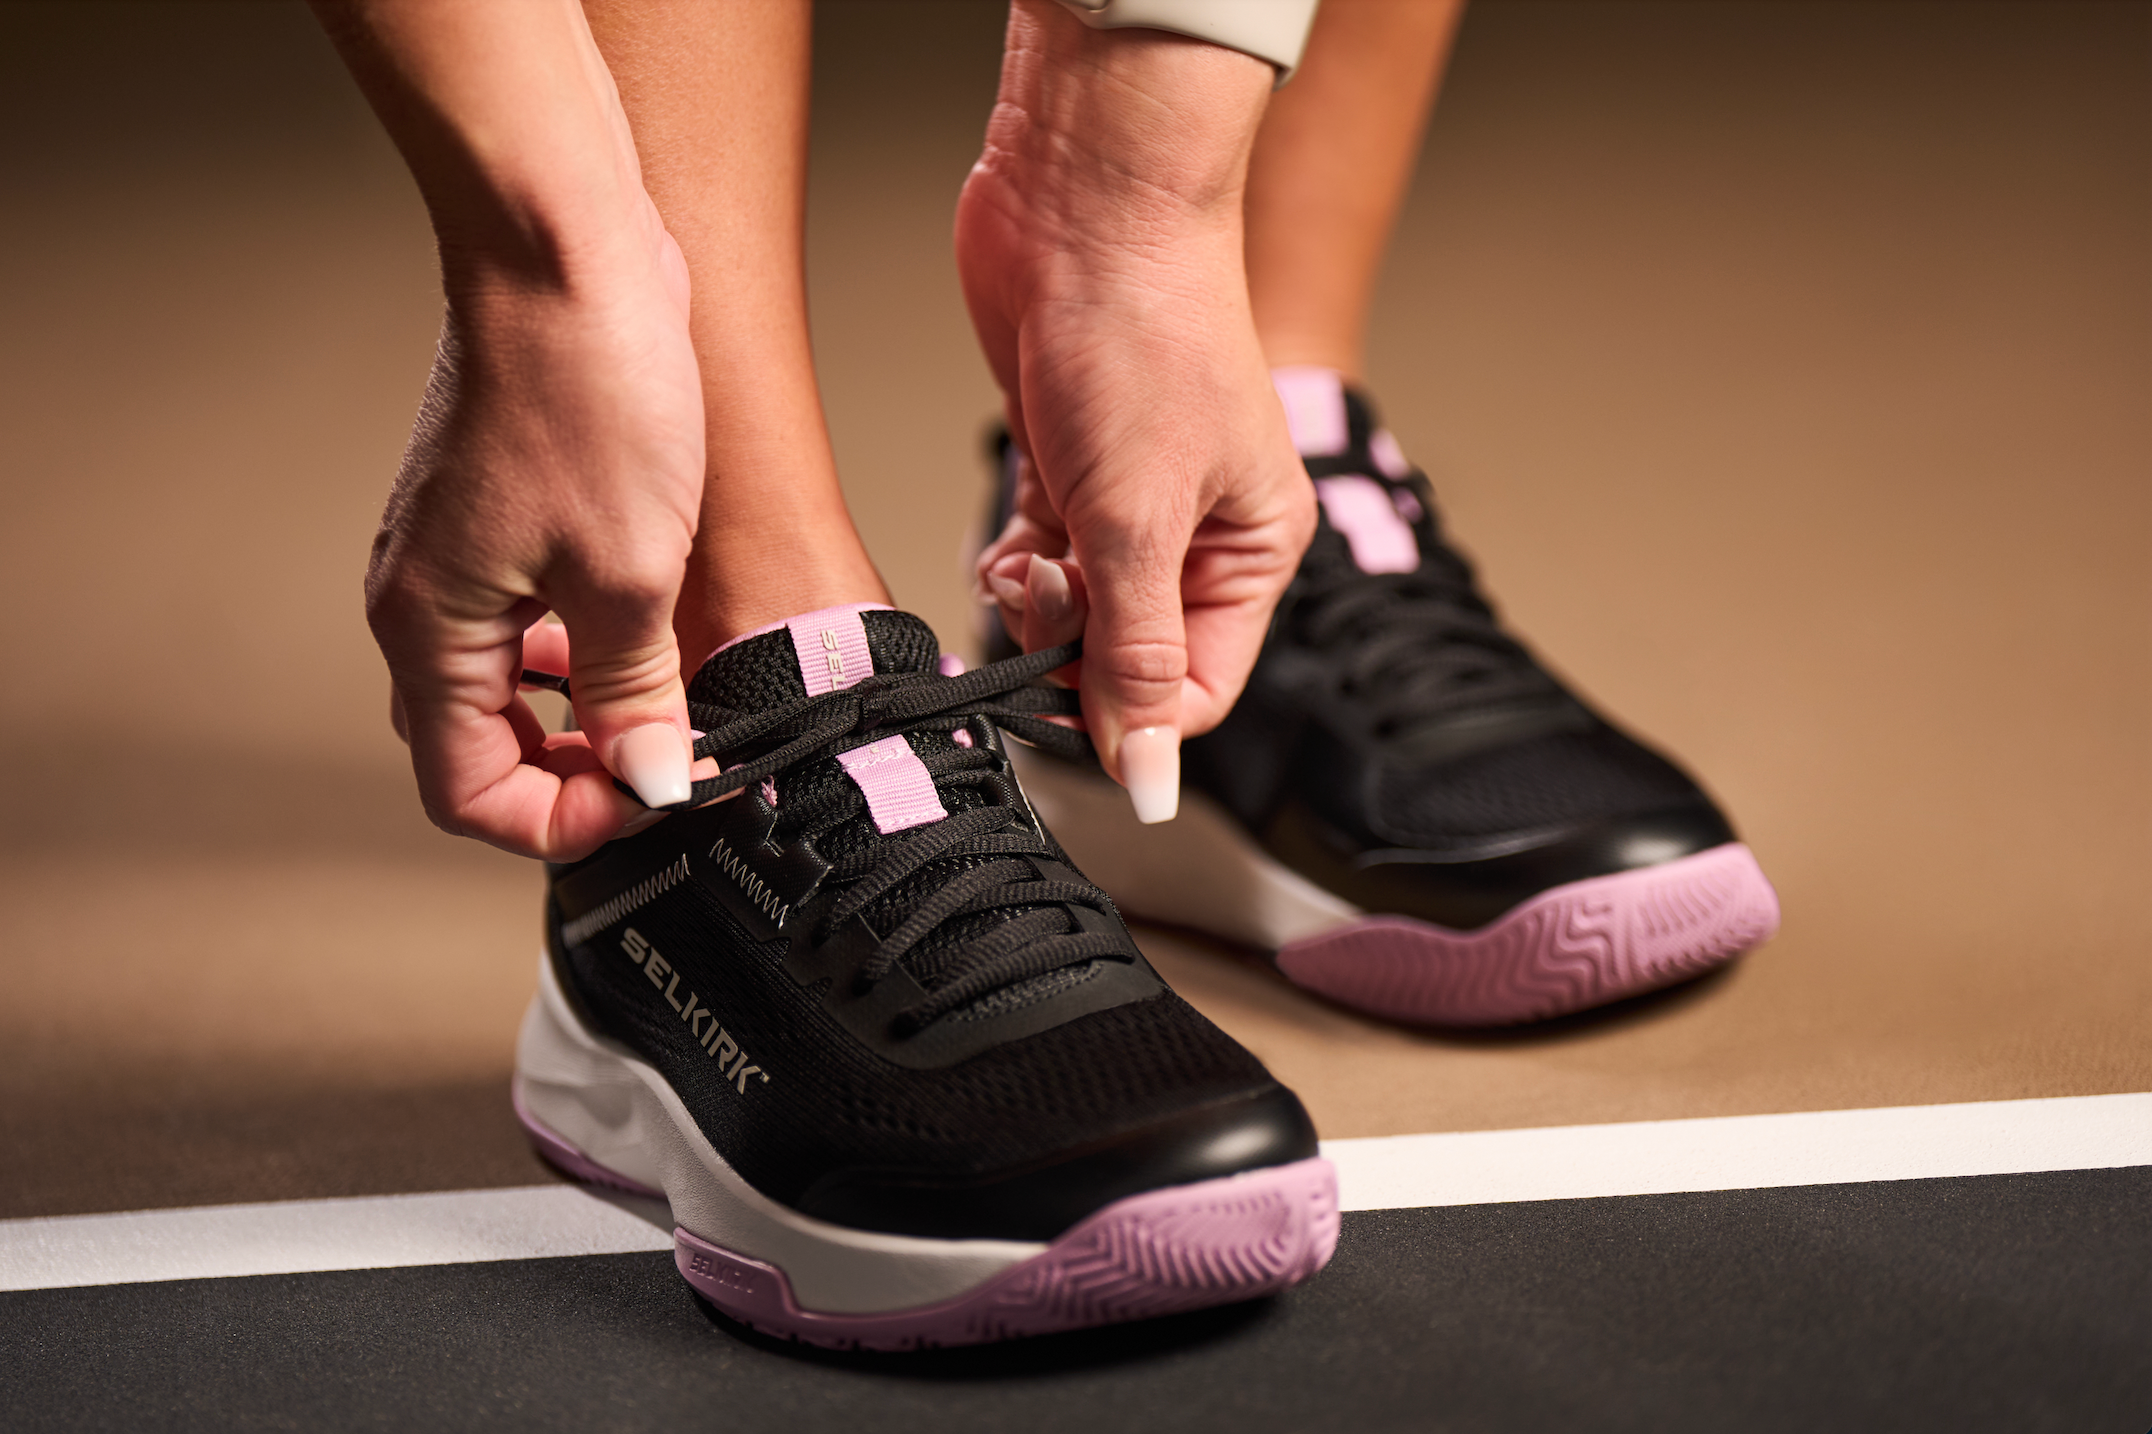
(675, 521), (889, 673)
(1256, 335), (1364, 383)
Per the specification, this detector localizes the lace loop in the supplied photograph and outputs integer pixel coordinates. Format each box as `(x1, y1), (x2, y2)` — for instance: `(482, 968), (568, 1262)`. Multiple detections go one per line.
(522, 641), (1120, 1036)
(1295, 495), (1559, 728)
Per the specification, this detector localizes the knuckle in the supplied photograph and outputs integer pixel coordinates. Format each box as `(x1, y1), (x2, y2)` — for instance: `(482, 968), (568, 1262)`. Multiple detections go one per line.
(582, 558), (681, 612)
(569, 642), (680, 706)
(1097, 638), (1186, 694)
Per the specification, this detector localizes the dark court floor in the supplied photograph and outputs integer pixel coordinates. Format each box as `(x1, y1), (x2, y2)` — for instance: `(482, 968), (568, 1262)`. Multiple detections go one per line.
(0, 3), (2146, 1430)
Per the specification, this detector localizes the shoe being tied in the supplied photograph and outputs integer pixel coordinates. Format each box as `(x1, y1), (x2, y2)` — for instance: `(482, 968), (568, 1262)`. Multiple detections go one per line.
(512, 603), (1337, 1350)
(988, 370), (1779, 1026)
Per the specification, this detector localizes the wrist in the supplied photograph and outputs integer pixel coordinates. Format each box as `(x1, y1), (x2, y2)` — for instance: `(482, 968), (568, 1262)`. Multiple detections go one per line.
(318, 0), (660, 302)
(979, 0), (1273, 232)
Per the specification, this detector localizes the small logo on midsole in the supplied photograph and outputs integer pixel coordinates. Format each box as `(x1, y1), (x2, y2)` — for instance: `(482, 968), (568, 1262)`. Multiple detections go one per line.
(620, 928), (769, 1094)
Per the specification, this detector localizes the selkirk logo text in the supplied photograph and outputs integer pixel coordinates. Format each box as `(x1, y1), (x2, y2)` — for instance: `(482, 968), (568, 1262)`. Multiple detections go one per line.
(621, 928), (769, 1093)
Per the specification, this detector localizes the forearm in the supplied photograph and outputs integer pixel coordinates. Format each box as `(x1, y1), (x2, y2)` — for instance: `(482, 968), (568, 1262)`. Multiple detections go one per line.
(309, 0), (654, 299)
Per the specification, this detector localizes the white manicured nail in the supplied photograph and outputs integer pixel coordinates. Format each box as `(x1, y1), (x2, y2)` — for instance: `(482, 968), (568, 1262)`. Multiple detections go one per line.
(615, 723), (691, 809)
(1026, 553), (1074, 623)
(987, 572), (1028, 612)
(1119, 726), (1180, 824)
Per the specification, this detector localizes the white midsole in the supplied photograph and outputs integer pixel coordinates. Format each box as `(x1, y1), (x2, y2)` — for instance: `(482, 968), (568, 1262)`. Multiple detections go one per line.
(513, 955), (1044, 1314)
(1009, 744), (1361, 949)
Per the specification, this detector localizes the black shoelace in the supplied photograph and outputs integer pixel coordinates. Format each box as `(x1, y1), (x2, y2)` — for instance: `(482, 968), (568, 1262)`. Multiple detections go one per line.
(1291, 484), (1561, 734)
(525, 644), (1128, 1034)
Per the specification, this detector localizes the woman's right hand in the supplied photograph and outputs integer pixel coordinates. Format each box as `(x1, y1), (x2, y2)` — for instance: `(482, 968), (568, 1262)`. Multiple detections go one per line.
(318, 0), (705, 860)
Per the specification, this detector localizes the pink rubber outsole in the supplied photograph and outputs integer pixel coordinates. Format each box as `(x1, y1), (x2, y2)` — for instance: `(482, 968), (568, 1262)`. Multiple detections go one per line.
(678, 1159), (1339, 1351)
(512, 1085), (666, 1201)
(516, 1102), (1339, 1351)
(1277, 842), (1780, 1026)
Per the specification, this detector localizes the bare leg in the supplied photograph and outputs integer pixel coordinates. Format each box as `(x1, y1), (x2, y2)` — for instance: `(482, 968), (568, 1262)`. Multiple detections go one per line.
(581, 0), (888, 671)
(1245, 0), (1466, 379)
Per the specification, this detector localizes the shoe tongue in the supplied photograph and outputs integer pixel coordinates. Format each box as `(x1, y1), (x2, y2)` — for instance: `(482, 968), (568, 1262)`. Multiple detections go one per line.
(689, 603), (941, 714)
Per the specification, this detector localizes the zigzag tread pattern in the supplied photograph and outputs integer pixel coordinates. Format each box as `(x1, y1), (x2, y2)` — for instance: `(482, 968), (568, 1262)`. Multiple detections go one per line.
(1276, 843), (1780, 1027)
(677, 1159), (1339, 1353)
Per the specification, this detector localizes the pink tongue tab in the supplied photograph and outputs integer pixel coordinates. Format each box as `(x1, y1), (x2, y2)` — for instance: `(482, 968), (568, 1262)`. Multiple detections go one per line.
(837, 734), (948, 834)
(780, 603), (886, 696)
(1369, 427), (1413, 479)
(1316, 475), (1420, 575)
(1272, 366), (1350, 457)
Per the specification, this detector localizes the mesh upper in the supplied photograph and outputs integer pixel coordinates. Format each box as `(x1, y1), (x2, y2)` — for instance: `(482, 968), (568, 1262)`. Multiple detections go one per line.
(575, 870), (1268, 1202)
(1370, 728), (1706, 842)
(677, 608), (1123, 1009)
(554, 607), (1284, 1207)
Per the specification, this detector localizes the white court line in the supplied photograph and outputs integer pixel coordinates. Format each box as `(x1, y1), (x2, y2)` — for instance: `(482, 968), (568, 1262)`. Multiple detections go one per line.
(0, 1186), (673, 1294)
(1323, 1090), (2152, 1211)
(2, 1092), (2145, 1293)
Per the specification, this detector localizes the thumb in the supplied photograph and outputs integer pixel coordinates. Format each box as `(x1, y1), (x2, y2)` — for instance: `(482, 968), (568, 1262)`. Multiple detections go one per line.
(1075, 527), (1186, 825)
(551, 584), (694, 810)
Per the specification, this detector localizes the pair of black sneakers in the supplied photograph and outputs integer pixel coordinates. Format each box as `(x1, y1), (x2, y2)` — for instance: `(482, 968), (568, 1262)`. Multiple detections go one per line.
(516, 373), (1775, 1350)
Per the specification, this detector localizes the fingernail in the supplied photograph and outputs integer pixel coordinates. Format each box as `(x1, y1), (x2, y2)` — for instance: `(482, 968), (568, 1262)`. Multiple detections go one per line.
(1026, 554), (1073, 623)
(615, 723), (691, 809)
(987, 573), (1028, 611)
(1119, 726), (1180, 824)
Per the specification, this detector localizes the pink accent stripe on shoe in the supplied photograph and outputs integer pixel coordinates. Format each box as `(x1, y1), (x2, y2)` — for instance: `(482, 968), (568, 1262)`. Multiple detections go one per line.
(702, 602), (894, 687)
(674, 1157), (1340, 1351)
(1271, 366), (1349, 457)
(837, 733), (948, 834)
(1315, 475), (1420, 574)
(1276, 843), (1781, 1026)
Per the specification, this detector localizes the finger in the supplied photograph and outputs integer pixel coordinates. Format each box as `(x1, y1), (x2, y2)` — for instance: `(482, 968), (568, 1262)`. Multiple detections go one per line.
(549, 569), (694, 811)
(518, 617), (572, 680)
(984, 548), (1031, 636)
(974, 456), (1069, 644)
(383, 604), (646, 859)
(1172, 528), (1303, 736)
(1021, 553), (1087, 661)
(1071, 520), (1187, 824)
(1177, 590), (1275, 737)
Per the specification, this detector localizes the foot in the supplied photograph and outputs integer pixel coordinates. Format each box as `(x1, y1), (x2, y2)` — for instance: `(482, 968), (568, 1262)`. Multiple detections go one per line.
(514, 603), (1337, 1349)
(987, 371), (1780, 1026)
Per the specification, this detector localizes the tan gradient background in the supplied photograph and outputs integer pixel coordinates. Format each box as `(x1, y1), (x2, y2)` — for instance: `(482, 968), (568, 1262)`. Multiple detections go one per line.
(0, 2), (2144, 1219)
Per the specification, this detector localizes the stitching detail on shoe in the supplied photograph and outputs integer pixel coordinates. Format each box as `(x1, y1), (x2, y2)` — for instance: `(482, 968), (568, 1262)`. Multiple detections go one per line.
(711, 835), (791, 930)
(561, 852), (691, 947)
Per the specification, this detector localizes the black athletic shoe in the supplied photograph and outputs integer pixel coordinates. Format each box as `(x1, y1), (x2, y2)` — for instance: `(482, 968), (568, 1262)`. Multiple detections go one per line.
(986, 370), (1778, 1025)
(512, 603), (1336, 1350)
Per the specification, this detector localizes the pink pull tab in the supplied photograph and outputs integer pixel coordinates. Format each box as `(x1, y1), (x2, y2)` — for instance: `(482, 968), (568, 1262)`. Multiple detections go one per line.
(836, 734), (948, 834)
(784, 605), (879, 696)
